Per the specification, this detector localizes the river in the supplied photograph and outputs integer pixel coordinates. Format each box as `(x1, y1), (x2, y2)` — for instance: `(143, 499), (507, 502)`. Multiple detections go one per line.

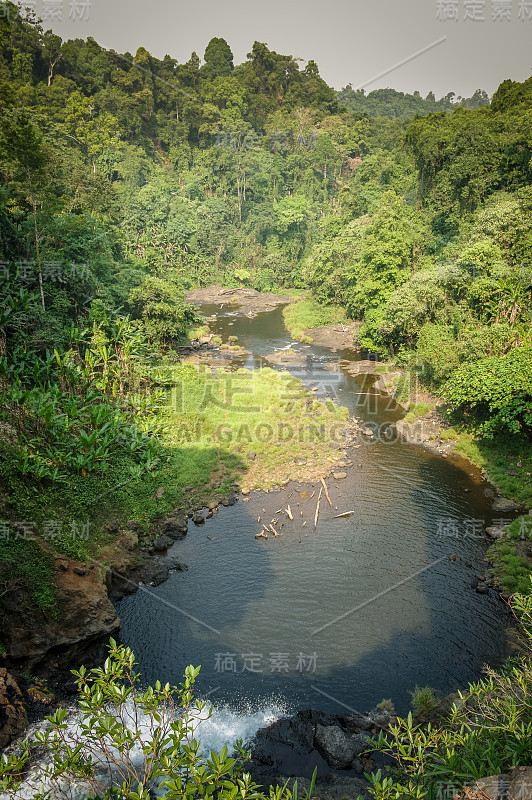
(117, 303), (509, 718)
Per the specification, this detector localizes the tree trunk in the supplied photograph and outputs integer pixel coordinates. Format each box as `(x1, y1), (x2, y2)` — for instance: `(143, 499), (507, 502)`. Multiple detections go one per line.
(28, 172), (45, 312)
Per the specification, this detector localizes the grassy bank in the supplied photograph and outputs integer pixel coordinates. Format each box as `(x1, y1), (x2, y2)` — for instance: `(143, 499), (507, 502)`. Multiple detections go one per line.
(282, 298), (347, 342)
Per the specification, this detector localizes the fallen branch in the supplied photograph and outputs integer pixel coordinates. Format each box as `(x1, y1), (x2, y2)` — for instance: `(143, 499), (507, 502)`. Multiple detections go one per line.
(334, 511), (355, 519)
(320, 478), (332, 507)
(314, 487), (323, 530)
(286, 504), (294, 520)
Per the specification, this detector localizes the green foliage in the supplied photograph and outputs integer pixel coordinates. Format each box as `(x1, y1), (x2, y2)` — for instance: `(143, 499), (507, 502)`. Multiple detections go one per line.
(0, 315), (162, 483)
(416, 323), (461, 384)
(129, 274), (198, 348)
(410, 686), (438, 717)
(338, 86), (488, 121)
(442, 347), (532, 438)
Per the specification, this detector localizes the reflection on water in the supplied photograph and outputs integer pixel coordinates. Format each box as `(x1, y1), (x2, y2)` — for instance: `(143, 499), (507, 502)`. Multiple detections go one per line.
(118, 304), (509, 715)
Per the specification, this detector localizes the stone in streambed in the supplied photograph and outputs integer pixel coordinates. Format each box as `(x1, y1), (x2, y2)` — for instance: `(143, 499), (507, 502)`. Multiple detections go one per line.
(485, 526), (504, 539)
(163, 514), (188, 539)
(491, 497), (523, 513)
(333, 472), (347, 480)
(150, 566), (170, 587)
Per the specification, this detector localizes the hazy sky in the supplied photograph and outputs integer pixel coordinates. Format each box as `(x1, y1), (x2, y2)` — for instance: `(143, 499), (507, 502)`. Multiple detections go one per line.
(22, 0), (532, 97)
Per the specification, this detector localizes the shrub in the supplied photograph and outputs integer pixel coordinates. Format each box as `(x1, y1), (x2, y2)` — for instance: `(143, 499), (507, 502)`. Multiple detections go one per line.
(410, 686), (438, 717)
(416, 323), (461, 385)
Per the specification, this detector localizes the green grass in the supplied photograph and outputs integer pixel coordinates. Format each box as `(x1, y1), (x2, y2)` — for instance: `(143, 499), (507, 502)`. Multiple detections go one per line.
(282, 298), (347, 341)
(487, 538), (532, 595)
(403, 401), (434, 423)
(449, 429), (532, 508)
(440, 427), (459, 441)
(0, 536), (56, 611)
(159, 363), (348, 491)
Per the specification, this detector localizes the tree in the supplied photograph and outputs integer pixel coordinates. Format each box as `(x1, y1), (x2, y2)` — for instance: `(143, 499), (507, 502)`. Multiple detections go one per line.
(41, 30), (62, 86)
(64, 90), (121, 173)
(201, 37), (234, 80)
(443, 346), (532, 438)
(0, 109), (50, 310)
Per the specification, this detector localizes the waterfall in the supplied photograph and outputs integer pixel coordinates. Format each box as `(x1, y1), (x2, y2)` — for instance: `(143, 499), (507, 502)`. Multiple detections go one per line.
(0, 699), (288, 800)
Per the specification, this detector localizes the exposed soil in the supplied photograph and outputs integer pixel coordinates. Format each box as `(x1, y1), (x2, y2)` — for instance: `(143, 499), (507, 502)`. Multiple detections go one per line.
(303, 322), (362, 351)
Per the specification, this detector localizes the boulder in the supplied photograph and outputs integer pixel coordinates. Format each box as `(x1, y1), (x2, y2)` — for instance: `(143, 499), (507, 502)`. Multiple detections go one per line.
(314, 724), (370, 769)
(165, 559), (188, 572)
(163, 514), (188, 539)
(0, 669), (27, 748)
(1, 561), (121, 680)
(151, 566), (170, 587)
(192, 511), (205, 525)
(286, 774), (370, 800)
(492, 497), (523, 513)
(485, 527), (504, 539)
(106, 520), (120, 534)
(473, 766), (532, 800)
(333, 472), (347, 480)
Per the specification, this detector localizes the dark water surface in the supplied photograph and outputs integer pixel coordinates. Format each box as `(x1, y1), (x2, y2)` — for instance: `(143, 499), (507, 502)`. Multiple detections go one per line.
(117, 305), (510, 716)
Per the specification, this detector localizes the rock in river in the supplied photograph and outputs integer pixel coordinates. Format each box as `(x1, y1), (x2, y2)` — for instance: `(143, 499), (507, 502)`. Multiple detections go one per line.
(491, 497), (523, 513)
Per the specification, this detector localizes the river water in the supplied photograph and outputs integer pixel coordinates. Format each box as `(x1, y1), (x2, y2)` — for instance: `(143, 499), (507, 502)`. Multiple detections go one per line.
(117, 304), (509, 719)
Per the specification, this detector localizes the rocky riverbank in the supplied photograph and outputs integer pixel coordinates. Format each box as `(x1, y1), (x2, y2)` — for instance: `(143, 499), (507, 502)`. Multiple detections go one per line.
(186, 286), (295, 316)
